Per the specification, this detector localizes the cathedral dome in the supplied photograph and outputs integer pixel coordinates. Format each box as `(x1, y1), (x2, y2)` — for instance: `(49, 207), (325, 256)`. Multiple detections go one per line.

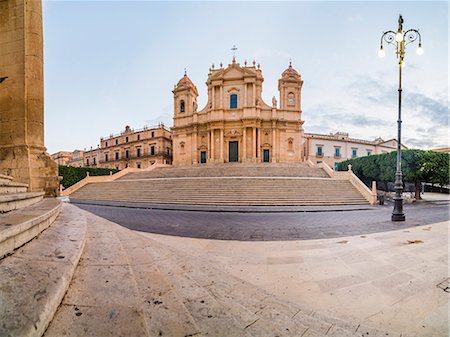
(176, 73), (195, 89)
(281, 62), (301, 79)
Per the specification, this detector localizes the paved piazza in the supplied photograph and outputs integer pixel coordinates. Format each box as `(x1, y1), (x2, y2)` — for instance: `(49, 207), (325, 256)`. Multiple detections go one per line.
(59, 201), (450, 336)
(74, 201), (448, 241)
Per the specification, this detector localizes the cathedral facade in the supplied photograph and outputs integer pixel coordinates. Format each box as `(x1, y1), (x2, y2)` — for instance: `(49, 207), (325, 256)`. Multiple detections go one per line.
(171, 58), (304, 165)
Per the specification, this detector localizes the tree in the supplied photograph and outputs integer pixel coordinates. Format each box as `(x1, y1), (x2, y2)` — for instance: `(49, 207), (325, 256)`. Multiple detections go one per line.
(337, 150), (449, 199)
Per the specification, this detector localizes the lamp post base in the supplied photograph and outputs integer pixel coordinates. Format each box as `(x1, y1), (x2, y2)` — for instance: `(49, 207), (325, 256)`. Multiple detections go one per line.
(392, 198), (405, 221)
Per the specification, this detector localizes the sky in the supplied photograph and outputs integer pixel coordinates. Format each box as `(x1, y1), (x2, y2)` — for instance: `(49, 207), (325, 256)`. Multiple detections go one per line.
(42, 1), (449, 154)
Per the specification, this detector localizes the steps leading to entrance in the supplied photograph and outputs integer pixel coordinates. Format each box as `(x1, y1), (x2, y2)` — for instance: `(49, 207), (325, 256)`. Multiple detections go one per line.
(70, 177), (369, 206)
(120, 162), (330, 180)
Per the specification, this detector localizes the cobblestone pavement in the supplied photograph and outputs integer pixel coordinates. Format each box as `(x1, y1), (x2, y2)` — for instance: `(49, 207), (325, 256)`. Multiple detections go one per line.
(74, 201), (449, 241)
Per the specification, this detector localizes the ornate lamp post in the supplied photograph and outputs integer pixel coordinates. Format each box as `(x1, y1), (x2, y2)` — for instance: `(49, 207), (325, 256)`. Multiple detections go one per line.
(379, 15), (423, 221)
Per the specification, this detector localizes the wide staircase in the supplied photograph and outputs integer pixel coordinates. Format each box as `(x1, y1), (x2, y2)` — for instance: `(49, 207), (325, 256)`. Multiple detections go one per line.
(70, 163), (370, 206)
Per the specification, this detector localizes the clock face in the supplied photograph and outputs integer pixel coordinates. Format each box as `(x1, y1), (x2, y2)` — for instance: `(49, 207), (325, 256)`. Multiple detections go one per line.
(288, 97), (294, 105)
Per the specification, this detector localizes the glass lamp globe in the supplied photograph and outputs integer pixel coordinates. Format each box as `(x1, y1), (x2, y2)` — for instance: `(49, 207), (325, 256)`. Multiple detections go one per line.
(378, 48), (386, 58)
(417, 45), (424, 55)
(395, 32), (404, 42)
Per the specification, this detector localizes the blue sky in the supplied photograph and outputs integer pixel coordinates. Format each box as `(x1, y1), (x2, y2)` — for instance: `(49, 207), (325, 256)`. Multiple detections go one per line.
(42, 1), (448, 153)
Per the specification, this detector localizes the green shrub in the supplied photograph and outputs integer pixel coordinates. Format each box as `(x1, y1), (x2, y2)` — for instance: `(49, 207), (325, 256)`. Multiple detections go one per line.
(58, 165), (120, 188)
(337, 150), (450, 198)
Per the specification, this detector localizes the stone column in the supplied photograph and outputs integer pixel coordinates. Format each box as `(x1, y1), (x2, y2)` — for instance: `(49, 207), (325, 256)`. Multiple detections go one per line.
(244, 84), (247, 107)
(220, 86), (223, 109)
(257, 128), (261, 162)
(272, 128), (277, 162)
(252, 84), (256, 105)
(212, 86), (215, 109)
(0, 0), (58, 196)
(211, 129), (215, 162)
(207, 130), (211, 161)
(243, 127), (247, 161)
(252, 127), (256, 161)
(192, 132), (197, 164)
(219, 129), (224, 163)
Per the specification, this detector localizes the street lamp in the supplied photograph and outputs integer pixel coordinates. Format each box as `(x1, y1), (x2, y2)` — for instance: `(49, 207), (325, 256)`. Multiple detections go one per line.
(379, 15), (423, 221)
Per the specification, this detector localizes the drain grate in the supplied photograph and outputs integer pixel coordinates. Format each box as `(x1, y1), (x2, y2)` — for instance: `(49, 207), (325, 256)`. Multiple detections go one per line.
(436, 278), (450, 293)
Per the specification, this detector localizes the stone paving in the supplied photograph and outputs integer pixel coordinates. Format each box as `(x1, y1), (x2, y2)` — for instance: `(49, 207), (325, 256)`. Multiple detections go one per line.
(74, 201), (448, 241)
(138, 220), (449, 336)
(45, 205), (387, 337)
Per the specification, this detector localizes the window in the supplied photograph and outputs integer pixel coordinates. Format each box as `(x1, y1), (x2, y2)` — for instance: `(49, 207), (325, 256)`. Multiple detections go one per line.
(150, 146), (155, 156)
(352, 149), (357, 158)
(137, 135), (140, 141)
(86, 158), (90, 166)
(115, 152), (119, 160)
(126, 136), (129, 143)
(151, 132), (154, 138)
(335, 147), (341, 157)
(105, 154), (109, 162)
(137, 148), (141, 157)
(288, 139), (294, 152)
(317, 146), (323, 156)
(167, 147), (170, 155)
(230, 94), (238, 109)
(125, 150), (129, 159)
(105, 141), (108, 147)
(180, 100), (185, 112)
(288, 93), (295, 106)
(93, 157), (96, 165)
(115, 139), (118, 145)
(137, 163), (141, 169)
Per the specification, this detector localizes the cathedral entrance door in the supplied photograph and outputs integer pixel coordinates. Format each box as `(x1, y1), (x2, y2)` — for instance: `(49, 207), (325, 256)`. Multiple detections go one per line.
(228, 141), (239, 162)
(200, 151), (207, 164)
(263, 149), (270, 162)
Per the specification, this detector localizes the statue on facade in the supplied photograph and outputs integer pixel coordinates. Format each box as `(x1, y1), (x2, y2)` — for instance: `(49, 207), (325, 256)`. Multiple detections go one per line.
(272, 96), (277, 108)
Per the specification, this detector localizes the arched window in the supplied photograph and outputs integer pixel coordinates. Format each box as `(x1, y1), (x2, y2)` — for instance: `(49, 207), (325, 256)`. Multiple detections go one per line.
(180, 100), (185, 112)
(230, 94), (238, 109)
(288, 139), (294, 152)
(288, 93), (295, 106)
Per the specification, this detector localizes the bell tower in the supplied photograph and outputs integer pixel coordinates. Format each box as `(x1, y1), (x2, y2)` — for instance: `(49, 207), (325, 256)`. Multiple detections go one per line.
(173, 71), (199, 122)
(278, 62), (303, 111)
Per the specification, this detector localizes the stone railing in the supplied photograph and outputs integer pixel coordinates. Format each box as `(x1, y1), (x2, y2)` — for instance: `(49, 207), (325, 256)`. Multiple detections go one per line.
(318, 162), (334, 177)
(318, 162), (377, 205)
(61, 164), (169, 196)
(306, 159), (315, 168)
(347, 165), (377, 205)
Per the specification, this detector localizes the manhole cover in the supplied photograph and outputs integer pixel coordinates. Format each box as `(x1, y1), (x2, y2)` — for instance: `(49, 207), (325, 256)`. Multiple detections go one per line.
(436, 278), (450, 293)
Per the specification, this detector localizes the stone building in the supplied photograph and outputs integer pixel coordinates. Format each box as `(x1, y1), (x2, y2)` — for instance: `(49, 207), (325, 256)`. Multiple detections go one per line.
(171, 59), (304, 165)
(303, 132), (407, 169)
(51, 151), (73, 165)
(84, 124), (172, 169)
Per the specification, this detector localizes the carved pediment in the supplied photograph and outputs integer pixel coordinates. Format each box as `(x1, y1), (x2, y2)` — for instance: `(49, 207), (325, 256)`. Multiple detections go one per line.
(225, 129), (242, 137)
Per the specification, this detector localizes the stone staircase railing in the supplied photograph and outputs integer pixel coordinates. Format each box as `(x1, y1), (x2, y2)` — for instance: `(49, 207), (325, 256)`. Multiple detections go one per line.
(317, 162), (377, 205)
(61, 164), (170, 196)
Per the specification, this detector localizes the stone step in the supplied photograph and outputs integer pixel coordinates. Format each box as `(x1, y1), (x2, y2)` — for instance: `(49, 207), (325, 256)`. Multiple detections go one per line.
(0, 180), (28, 194)
(0, 198), (62, 258)
(0, 204), (87, 337)
(0, 174), (14, 183)
(0, 191), (45, 213)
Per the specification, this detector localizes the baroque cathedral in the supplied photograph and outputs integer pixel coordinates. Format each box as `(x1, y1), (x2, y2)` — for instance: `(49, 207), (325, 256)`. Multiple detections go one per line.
(172, 57), (304, 165)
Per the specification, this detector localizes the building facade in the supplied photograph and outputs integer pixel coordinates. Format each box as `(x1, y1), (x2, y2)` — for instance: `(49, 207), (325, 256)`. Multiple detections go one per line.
(303, 132), (407, 169)
(50, 151), (73, 165)
(84, 124), (172, 170)
(171, 59), (304, 165)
